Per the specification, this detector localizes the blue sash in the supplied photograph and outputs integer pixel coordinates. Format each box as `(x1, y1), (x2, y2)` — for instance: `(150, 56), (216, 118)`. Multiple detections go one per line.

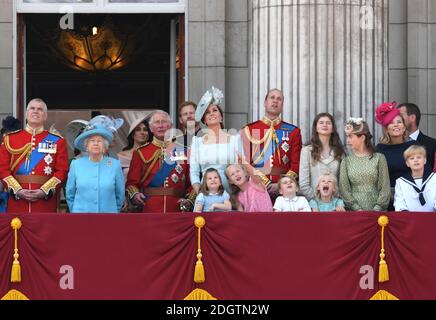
(253, 124), (295, 168)
(148, 161), (177, 187)
(16, 133), (60, 175)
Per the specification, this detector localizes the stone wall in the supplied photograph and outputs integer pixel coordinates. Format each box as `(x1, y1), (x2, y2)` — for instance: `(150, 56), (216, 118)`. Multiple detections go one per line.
(389, 0), (436, 138)
(0, 0), (13, 121)
(187, 0), (250, 130)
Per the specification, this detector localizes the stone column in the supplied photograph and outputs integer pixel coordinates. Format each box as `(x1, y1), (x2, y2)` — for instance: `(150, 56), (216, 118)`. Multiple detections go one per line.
(251, 0), (388, 142)
(389, 0), (436, 138)
(0, 0), (13, 118)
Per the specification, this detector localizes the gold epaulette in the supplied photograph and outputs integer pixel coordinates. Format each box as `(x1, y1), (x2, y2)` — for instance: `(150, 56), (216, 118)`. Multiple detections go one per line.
(137, 148), (161, 165)
(136, 142), (150, 151)
(285, 170), (298, 180)
(40, 177), (62, 195)
(3, 129), (21, 136)
(49, 131), (64, 139)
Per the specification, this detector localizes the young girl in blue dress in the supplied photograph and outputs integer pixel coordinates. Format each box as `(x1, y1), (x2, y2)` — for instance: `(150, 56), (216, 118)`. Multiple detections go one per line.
(193, 168), (232, 212)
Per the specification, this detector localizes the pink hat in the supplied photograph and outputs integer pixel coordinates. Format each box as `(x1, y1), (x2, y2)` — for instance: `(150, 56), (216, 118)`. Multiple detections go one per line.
(375, 102), (400, 127)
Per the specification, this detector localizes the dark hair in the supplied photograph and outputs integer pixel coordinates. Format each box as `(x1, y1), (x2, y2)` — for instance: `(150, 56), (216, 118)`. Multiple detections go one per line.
(122, 119), (152, 151)
(345, 120), (376, 156)
(200, 168), (225, 196)
(178, 101), (197, 114)
(201, 104), (225, 129)
(397, 103), (421, 127)
(309, 113), (345, 163)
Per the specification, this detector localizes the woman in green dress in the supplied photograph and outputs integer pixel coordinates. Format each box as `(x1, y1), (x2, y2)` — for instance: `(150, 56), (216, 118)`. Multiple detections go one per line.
(339, 118), (391, 211)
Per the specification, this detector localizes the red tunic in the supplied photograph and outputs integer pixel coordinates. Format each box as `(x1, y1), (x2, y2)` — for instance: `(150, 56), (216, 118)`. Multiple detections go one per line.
(126, 138), (190, 213)
(0, 127), (69, 213)
(242, 117), (302, 185)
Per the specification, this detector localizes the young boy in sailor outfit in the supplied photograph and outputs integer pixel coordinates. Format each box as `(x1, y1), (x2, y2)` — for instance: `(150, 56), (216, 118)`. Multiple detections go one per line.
(394, 145), (436, 212)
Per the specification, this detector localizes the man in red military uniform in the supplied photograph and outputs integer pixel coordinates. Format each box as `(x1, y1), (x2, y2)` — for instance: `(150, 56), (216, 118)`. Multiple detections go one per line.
(126, 110), (191, 213)
(242, 89), (302, 199)
(0, 98), (69, 213)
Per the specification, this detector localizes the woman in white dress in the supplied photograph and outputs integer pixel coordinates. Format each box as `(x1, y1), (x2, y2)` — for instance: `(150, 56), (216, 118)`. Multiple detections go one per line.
(190, 87), (242, 193)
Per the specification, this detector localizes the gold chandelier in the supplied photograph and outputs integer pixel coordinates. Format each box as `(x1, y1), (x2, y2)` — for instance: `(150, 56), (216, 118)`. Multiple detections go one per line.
(57, 19), (131, 72)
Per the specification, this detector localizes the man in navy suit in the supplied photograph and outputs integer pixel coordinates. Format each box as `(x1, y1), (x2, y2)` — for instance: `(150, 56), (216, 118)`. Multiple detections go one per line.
(398, 103), (436, 169)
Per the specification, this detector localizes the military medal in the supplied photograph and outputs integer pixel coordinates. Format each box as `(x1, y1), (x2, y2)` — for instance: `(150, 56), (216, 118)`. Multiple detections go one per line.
(38, 141), (57, 154)
(44, 166), (52, 175)
(281, 131), (290, 152)
(282, 131), (290, 142)
(282, 155), (289, 165)
(281, 141), (290, 153)
(175, 164), (183, 174)
(171, 173), (179, 184)
(44, 154), (53, 165)
(170, 151), (187, 162)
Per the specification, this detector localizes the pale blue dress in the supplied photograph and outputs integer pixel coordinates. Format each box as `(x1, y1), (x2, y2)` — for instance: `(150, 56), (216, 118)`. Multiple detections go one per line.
(66, 156), (125, 213)
(194, 191), (231, 212)
(190, 134), (243, 191)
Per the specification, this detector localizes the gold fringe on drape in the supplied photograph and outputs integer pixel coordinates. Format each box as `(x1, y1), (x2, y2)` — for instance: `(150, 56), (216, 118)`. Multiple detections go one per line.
(1, 290), (29, 300)
(184, 288), (217, 300)
(10, 218), (23, 283)
(370, 290), (399, 300)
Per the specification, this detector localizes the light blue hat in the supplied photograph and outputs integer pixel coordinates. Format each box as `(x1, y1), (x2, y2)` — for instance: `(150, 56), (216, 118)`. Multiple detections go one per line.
(195, 86), (224, 122)
(74, 116), (124, 152)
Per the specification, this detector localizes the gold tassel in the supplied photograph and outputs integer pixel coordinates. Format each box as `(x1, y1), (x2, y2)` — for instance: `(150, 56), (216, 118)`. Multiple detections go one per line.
(377, 216), (389, 283)
(194, 216), (206, 284)
(10, 218), (23, 283)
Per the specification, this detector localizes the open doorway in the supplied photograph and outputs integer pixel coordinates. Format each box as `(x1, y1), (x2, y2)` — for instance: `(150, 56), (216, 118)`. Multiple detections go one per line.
(17, 13), (185, 152)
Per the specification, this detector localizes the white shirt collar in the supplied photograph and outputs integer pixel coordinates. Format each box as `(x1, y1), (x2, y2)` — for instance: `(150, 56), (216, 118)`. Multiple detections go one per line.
(283, 196), (298, 202)
(409, 129), (420, 141)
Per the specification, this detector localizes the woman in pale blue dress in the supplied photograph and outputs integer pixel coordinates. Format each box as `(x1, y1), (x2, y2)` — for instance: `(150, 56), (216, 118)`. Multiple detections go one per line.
(190, 87), (243, 193)
(66, 119), (125, 213)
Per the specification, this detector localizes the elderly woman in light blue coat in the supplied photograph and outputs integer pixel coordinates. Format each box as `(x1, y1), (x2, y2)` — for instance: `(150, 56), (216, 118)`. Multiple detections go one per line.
(66, 119), (125, 213)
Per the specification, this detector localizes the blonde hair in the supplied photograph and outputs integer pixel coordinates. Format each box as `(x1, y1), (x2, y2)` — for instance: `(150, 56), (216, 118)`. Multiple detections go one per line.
(225, 164), (249, 210)
(379, 115), (408, 144)
(314, 173), (339, 200)
(403, 145), (427, 161)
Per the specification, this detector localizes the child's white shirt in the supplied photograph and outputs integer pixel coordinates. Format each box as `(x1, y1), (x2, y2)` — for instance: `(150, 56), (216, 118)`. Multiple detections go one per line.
(274, 195), (312, 212)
